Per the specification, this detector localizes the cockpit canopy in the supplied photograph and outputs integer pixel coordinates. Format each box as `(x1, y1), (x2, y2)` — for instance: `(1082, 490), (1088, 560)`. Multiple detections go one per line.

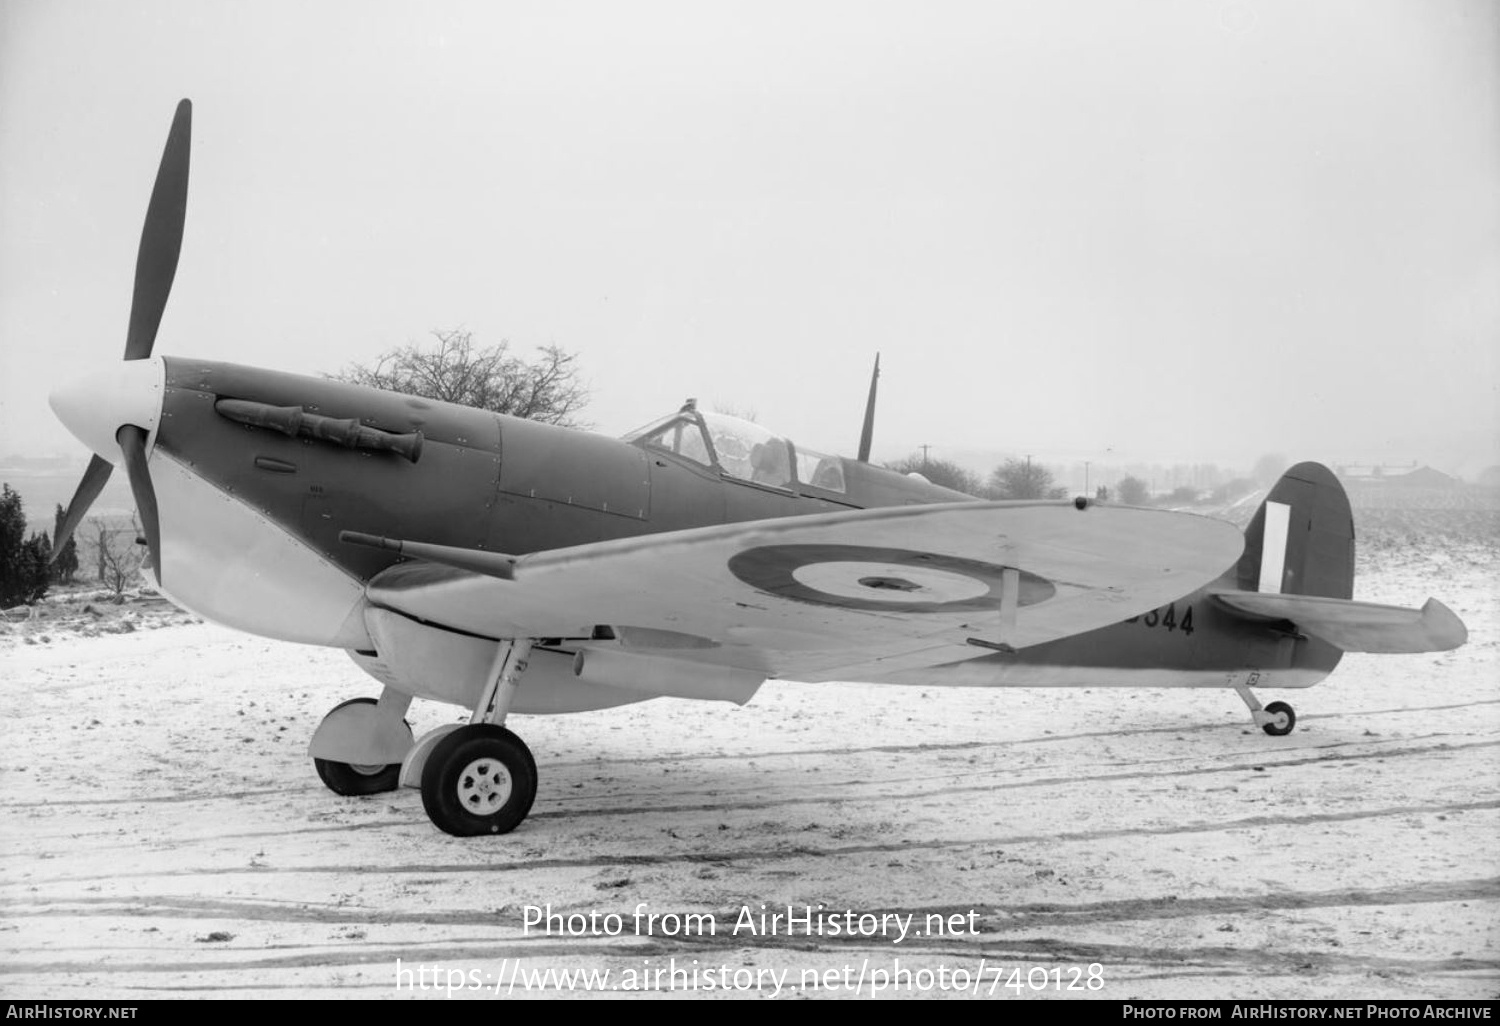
(624, 403), (847, 494)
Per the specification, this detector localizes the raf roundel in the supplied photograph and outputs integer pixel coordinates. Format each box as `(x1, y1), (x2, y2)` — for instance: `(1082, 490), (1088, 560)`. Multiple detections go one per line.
(726, 544), (1056, 614)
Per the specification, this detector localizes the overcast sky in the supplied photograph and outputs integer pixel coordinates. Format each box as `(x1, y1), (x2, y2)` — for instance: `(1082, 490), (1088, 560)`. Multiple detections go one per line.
(2, 0), (1496, 477)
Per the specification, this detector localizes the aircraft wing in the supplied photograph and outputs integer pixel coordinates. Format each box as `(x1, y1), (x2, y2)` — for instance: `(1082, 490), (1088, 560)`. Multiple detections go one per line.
(1212, 592), (1468, 653)
(362, 500), (1244, 682)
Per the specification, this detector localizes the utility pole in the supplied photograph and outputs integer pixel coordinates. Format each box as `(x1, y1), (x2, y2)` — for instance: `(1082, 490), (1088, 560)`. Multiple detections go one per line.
(1084, 460), (1091, 496)
(920, 444), (932, 469)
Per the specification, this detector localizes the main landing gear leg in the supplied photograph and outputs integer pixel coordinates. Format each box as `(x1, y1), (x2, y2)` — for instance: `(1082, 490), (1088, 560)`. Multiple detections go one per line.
(1234, 683), (1296, 737)
(419, 639), (539, 836)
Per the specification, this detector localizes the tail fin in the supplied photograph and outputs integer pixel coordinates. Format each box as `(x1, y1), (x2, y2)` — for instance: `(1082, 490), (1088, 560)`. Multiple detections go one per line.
(1237, 462), (1354, 599)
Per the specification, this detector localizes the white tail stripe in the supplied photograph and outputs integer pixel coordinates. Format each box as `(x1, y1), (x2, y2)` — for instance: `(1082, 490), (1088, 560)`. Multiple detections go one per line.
(1258, 501), (1291, 594)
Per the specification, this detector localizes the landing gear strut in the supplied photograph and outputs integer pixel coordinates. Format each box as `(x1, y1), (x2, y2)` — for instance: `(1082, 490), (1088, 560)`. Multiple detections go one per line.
(1234, 683), (1297, 736)
(419, 639), (539, 836)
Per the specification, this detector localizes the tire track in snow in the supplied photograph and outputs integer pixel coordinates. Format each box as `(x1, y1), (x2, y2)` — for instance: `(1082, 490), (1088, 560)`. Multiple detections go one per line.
(22, 797), (1500, 884)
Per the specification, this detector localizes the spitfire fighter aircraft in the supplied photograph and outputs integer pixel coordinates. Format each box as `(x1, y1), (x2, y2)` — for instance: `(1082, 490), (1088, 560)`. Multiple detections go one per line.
(50, 102), (1468, 836)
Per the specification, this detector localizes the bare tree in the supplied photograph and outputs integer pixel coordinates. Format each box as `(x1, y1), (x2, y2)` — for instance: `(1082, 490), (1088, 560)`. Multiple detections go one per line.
(332, 328), (589, 427)
(1116, 476), (1150, 505)
(92, 516), (146, 603)
(885, 454), (983, 496)
(987, 458), (1057, 500)
(1251, 453), (1288, 487)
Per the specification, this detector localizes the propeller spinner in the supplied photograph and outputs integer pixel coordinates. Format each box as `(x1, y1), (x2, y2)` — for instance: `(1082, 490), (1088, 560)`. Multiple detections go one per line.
(50, 99), (191, 579)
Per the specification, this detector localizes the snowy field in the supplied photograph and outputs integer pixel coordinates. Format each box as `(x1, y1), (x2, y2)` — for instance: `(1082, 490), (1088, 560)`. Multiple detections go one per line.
(0, 509), (1496, 1000)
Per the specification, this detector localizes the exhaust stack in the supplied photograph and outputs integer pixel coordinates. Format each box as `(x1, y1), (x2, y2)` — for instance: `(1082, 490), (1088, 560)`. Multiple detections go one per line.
(215, 398), (424, 462)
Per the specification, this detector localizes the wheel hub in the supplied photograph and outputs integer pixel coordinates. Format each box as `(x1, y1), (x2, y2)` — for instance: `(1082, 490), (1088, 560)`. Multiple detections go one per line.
(457, 757), (513, 814)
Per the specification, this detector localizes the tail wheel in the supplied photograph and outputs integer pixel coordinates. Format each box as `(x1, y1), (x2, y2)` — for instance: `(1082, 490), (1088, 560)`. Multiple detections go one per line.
(1261, 700), (1296, 737)
(421, 724), (538, 836)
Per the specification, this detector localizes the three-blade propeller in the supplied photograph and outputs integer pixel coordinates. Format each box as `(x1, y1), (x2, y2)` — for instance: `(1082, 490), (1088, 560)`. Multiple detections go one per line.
(52, 99), (190, 580)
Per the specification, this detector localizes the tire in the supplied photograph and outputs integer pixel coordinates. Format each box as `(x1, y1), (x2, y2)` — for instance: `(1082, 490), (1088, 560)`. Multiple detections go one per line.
(312, 697), (411, 796)
(315, 756), (402, 796)
(421, 724), (538, 836)
(1261, 700), (1296, 737)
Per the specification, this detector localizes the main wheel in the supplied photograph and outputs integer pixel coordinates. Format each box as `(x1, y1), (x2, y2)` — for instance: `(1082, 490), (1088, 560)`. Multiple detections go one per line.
(421, 724), (538, 836)
(313, 697), (412, 796)
(1261, 700), (1296, 737)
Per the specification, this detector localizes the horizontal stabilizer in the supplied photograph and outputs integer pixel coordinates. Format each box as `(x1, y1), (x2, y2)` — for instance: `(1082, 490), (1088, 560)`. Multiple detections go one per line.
(1213, 592), (1467, 653)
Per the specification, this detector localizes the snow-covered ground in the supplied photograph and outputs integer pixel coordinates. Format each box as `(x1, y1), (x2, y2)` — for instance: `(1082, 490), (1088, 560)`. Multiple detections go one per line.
(1, 518), (1496, 1000)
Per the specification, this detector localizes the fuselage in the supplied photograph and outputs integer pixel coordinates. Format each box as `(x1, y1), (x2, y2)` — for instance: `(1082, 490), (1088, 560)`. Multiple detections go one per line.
(59, 355), (1344, 692)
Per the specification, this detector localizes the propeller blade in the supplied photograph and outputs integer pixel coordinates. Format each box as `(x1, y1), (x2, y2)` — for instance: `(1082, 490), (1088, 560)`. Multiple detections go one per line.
(856, 352), (880, 463)
(51, 455), (114, 561)
(116, 425), (162, 580)
(124, 99), (192, 361)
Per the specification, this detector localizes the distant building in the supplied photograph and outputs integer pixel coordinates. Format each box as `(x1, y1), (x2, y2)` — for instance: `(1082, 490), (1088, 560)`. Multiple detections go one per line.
(1335, 463), (1459, 488)
(1395, 466), (1460, 488)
